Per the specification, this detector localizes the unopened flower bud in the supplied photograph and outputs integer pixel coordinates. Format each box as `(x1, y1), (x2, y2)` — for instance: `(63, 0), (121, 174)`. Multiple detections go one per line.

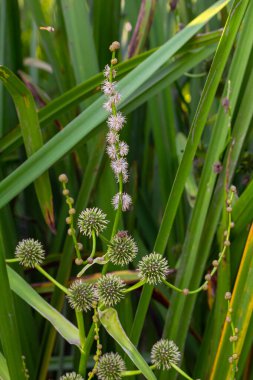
(212, 260), (219, 267)
(225, 292), (232, 300)
(109, 41), (120, 51)
(62, 189), (69, 196)
(111, 58), (118, 65)
(69, 208), (76, 215)
(75, 258), (83, 266)
(66, 217), (72, 224)
(58, 174), (68, 183)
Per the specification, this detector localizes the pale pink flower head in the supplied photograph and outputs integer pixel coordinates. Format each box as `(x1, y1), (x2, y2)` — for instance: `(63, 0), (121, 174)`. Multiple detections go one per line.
(106, 144), (117, 160)
(103, 64), (117, 79)
(106, 131), (119, 145)
(107, 112), (126, 131)
(119, 141), (129, 157)
(101, 80), (116, 96)
(111, 158), (128, 176)
(112, 192), (132, 211)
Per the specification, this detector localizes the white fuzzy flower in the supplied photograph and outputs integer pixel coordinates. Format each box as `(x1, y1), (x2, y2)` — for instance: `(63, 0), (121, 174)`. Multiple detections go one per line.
(107, 112), (126, 131)
(119, 141), (129, 156)
(103, 93), (121, 113)
(101, 80), (116, 96)
(103, 64), (116, 79)
(106, 131), (119, 145)
(111, 92), (121, 105)
(112, 193), (132, 211)
(106, 144), (117, 160)
(111, 158), (128, 176)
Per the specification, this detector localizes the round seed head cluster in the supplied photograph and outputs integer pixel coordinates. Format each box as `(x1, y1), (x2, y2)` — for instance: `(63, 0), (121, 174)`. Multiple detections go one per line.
(15, 238), (45, 268)
(67, 280), (97, 312)
(151, 339), (181, 370)
(59, 373), (83, 380)
(97, 274), (125, 307)
(137, 252), (169, 285)
(97, 352), (126, 380)
(78, 207), (108, 237)
(107, 231), (138, 266)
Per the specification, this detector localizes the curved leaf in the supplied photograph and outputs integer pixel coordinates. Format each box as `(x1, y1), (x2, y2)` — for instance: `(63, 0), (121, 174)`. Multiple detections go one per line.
(99, 307), (156, 380)
(7, 266), (80, 347)
(0, 66), (54, 230)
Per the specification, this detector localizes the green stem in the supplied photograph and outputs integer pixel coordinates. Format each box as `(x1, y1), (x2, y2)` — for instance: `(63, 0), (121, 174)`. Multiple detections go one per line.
(35, 264), (69, 295)
(171, 363), (194, 380)
(90, 231), (97, 259)
(123, 280), (146, 294)
(99, 234), (110, 244)
(76, 310), (86, 376)
(5, 258), (19, 263)
(121, 365), (156, 377)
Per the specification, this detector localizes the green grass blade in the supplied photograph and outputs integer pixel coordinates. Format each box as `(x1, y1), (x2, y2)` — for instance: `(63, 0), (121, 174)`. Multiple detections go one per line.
(0, 352), (10, 380)
(0, 0), (230, 210)
(24, 0), (71, 92)
(128, 0), (156, 57)
(130, 0), (245, 351)
(99, 307), (156, 380)
(60, 0), (98, 84)
(7, 266), (80, 347)
(0, 66), (54, 229)
(233, 178), (253, 235)
(0, 247), (27, 379)
(210, 224), (253, 380)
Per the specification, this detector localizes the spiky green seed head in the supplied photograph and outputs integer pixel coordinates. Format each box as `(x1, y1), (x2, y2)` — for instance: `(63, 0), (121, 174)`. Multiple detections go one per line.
(97, 352), (126, 380)
(67, 280), (97, 312)
(15, 239), (45, 268)
(97, 274), (125, 307)
(107, 231), (138, 266)
(78, 207), (108, 237)
(151, 339), (181, 370)
(137, 252), (169, 285)
(59, 372), (83, 380)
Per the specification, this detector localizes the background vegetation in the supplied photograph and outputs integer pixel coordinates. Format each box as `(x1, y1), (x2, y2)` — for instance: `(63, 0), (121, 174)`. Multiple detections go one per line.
(0, 0), (252, 379)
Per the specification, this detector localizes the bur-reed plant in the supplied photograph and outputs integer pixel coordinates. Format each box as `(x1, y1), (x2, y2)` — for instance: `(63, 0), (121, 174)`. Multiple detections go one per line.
(1, 1), (253, 380)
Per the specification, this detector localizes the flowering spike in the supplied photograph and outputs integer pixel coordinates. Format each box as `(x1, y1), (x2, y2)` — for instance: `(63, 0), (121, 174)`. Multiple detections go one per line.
(151, 339), (181, 370)
(97, 352), (126, 380)
(15, 239), (45, 268)
(137, 252), (169, 285)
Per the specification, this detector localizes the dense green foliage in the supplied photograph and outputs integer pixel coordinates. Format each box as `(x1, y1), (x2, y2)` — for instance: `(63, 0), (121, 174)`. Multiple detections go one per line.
(0, 1), (253, 379)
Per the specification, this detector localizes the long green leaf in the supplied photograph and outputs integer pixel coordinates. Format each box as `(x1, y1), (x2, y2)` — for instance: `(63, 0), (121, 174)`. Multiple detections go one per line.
(0, 247), (27, 379)
(0, 66), (54, 229)
(0, 0), (230, 210)
(210, 224), (253, 379)
(0, 352), (10, 380)
(7, 266), (80, 347)
(60, 0), (98, 84)
(99, 307), (156, 380)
